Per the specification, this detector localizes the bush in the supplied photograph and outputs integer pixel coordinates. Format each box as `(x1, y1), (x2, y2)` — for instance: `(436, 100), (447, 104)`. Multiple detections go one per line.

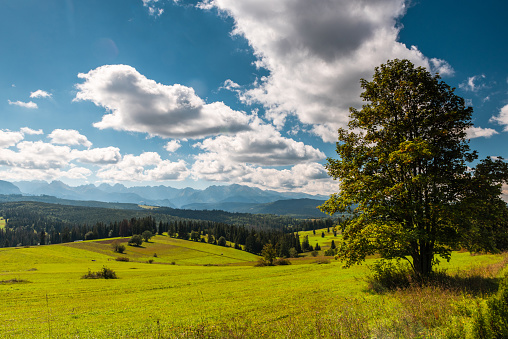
(366, 260), (416, 292)
(112, 242), (126, 253)
(289, 247), (299, 258)
(128, 234), (143, 247)
(324, 248), (336, 256)
(148, 259), (154, 264)
(472, 272), (508, 338)
(273, 258), (292, 265)
(311, 250), (319, 257)
(314, 259), (330, 264)
(82, 266), (117, 279)
(115, 257), (129, 262)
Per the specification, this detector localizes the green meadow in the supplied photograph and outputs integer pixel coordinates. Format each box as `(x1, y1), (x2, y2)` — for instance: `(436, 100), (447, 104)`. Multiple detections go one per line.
(1, 234), (507, 338)
(0, 217), (5, 229)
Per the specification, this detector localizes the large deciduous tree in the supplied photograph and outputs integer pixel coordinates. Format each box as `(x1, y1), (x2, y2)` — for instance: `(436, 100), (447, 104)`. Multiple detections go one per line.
(320, 59), (508, 276)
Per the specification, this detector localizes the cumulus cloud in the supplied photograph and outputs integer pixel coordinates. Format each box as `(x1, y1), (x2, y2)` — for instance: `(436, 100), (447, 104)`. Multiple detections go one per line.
(0, 141), (74, 169)
(8, 100), (38, 109)
(191, 153), (332, 194)
(194, 120), (325, 166)
(466, 126), (499, 139)
(30, 90), (52, 98)
(199, 0), (447, 142)
(97, 152), (190, 182)
(48, 129), (93, 148)
(74, 147), (122, 164)
(0, 130), (24, 148)
(164, 140), (181, 153)
(490, 104), (508, 131)
(20, 127), (44, 135)
(74, 64), (252, 139)
(0, 167), (92, 182)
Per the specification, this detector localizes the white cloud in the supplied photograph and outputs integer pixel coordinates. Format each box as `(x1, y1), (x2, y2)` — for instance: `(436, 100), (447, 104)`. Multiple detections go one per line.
(48, 129), (93, 148)
(8, 100), (38, 109)
(0, 141), (74, 169)
(164, 140), (181, 153)
(490, 104), (508, 131)
(195, 120), (325, 166)
(199, 0), (444, 142)
(459, 74), (486, 92)
(20, 127), (44, 135)
(429, 58), (454, 76)
(191, 153), (332, 194)
(74, 64), (253, 139)
(97, 152), (190, 182)
(142, 0), (165, 17)
(74, 147), (122, 164)
(0, 130), (24, 148)
(466, 126), (499, 139)
(0, 167), (92, 182)
(220, 79), (241, 92)
(30, 90), (52, 98)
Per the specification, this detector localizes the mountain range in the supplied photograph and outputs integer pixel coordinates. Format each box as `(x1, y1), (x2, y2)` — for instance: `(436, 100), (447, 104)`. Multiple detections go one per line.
(0, 180), (328, 218)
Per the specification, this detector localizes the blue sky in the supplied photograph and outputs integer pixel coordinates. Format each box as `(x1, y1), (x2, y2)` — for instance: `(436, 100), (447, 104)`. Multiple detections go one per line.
(0, 0), (507, 195)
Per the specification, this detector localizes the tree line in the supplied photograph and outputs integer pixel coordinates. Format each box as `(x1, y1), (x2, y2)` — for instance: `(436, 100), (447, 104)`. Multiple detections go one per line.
(0, 203), (336, 256)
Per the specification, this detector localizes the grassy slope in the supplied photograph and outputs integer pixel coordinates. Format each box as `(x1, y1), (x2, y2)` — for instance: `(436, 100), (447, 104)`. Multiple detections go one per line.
(0, 217), (5, 229)
(0, 234), (506, 338)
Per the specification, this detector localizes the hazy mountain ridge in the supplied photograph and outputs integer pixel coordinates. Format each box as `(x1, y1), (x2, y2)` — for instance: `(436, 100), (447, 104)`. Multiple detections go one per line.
(182, 198), (327, 218)
(9, 181), (327, 210)
(0, 180), (22, 195)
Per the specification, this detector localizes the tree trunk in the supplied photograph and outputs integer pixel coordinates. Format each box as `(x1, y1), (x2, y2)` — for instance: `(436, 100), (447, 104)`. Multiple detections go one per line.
(412, 245), (433, 277)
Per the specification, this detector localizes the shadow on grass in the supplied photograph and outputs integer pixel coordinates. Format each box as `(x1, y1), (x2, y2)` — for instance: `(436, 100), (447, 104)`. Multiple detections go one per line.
(366, 273), (500, 296)
(366, 254), (508, 297)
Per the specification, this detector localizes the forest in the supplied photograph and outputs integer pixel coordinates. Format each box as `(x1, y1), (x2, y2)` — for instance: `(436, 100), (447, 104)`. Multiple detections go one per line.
(0, 201), (336, 256)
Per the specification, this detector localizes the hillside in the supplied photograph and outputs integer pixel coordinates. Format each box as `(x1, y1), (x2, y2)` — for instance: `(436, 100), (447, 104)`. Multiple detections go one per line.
(183, 198), (327, 218)
(1, 237), (506, 338)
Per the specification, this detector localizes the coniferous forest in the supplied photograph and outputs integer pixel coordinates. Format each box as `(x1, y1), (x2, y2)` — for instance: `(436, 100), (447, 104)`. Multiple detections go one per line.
(0, 201), (337, 256)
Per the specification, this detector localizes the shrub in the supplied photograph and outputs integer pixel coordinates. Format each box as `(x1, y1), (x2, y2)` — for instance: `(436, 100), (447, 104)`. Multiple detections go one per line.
(471, 272), (508, 338)
(115, 257), (129, 262)
(82, 267), (117, 279)
(274, 258), (291, 265)
(112, 242), (126, 253)
(324, 248), (336, 256)
(365, 260), (416, 292)
(128, 234), (143, 247)
(289, 247), (299, 258)
(311, 250), (319, 257)
(148, 259), (154, 264)
(314, 259), (330, 264)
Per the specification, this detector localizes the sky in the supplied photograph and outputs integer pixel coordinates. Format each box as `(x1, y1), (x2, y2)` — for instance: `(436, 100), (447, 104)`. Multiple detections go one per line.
(0, 0), (507, 196)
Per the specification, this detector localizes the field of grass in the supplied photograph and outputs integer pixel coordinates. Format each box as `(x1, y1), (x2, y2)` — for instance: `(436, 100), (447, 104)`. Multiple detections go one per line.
(0, 217), (5, 229)
(1, 232), (507, 338)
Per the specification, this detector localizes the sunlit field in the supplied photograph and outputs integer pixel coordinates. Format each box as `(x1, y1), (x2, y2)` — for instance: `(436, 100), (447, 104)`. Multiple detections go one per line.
(1, 234), (506, 338)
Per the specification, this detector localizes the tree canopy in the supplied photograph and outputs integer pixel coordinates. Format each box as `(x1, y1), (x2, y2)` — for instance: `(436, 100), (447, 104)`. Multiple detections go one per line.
(320, 59), (508, 276)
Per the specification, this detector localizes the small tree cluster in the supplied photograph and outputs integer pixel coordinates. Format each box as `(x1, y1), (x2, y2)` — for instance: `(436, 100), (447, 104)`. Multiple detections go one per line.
(128, 234), (143, 246)
(82, 266), (117, 279)
(112, 241), (125, 253)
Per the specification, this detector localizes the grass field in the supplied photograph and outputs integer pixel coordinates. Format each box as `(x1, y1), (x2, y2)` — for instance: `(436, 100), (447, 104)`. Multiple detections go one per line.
(0, 217), (5, 229)
(1, 233), (507, 338)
